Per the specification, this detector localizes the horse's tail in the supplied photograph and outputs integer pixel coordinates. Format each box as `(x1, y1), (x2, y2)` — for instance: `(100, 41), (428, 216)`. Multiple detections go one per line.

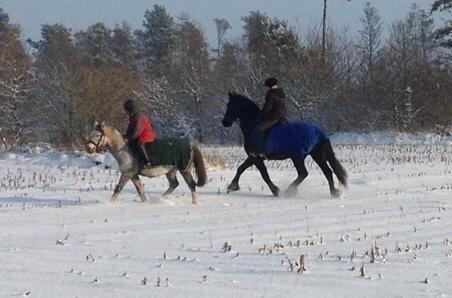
(191, 145), (207, 187)
(325, 140), (348, 188)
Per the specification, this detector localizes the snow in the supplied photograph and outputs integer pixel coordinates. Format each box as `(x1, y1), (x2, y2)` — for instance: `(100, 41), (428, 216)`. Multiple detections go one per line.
(0, 133), (451, 297)
(330, 131), (452, 145)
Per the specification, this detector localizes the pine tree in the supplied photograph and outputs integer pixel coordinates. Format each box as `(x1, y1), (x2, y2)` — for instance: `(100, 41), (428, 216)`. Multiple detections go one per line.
(431, 0), (451, 47)
(242, 11), (303, 98)
(74, 22), (112, 66)
(135, 5), (176, 76)
(213, 18), (231, 58)
(28, 24), (81, 145)
(358, 2), (383, 80)
(110, 22), (136, 68)
(242, 11), (272, 96)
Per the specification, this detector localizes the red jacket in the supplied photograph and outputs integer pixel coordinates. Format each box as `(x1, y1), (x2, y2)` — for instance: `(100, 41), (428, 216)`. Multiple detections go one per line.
(126, 112), (156, 144)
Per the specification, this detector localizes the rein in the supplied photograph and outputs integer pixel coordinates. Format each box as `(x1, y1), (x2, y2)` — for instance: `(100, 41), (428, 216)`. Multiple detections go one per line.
(88, 132), (106, 153)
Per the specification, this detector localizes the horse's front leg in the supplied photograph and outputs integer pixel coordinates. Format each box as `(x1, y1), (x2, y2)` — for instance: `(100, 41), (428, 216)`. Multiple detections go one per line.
(131, 175), (148, 202)
(111, 174), (130, 202)
(227, 157), (254, 193)
(254, 158), (280, 197)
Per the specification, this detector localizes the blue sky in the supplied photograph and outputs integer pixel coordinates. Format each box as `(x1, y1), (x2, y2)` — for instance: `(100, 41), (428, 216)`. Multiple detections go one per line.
(0, 0), (437, 46)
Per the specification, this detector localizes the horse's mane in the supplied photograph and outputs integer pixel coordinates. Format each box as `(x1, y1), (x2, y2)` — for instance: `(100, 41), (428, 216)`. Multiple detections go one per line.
(103, 125), (126, 145)
(230, 93), (260, 115)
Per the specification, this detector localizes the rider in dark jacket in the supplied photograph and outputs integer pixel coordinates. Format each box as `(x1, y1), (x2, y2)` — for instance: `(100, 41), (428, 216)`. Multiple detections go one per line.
(259, 78), (288, 131)
(251, 77), (288, 156)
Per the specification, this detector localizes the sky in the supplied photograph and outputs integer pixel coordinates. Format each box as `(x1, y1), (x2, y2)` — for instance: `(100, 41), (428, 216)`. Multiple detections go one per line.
(0, 0), (438, 47)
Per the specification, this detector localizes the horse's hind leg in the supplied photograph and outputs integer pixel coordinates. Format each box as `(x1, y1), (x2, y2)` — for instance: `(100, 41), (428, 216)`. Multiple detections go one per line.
(162, 169), (179, 198)
(131, 175), (148, 202)
(310, 142), (339, 197)
(227, 157), (254, 193)
(254, 158), (280, 197)
(111, 174), (130, 202)
(285, 157), (308, 198)
(180, 170), (198, 205)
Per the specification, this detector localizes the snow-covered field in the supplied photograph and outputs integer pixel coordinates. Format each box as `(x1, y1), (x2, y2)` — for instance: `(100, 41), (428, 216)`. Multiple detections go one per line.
(0, 134), (451, 297)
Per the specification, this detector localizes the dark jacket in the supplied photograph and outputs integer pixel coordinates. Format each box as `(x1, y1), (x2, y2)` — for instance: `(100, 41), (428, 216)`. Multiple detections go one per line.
(259, 87), (288, 131)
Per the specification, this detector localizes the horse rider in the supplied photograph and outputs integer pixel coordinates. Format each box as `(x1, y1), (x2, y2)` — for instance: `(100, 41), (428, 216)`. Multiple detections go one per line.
(259, 77), (288, 131)
(252, 77), (288, 156)
(123, 99), (157, 166)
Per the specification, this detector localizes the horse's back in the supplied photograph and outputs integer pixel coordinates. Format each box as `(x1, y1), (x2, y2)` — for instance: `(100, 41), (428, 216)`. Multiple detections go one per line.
(145, 138), (192, 171)
(265, 121), (328, 157)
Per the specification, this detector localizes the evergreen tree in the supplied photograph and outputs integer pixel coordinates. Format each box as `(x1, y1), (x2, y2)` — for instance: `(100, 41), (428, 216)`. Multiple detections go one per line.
(110, 22), (136, 68)
(135, 5), (176, 76)
(75, 22), (112, 66)
(357, 2), (383, 80)
(213, 18), (231, 58)
(242, 10), (271, 90)
(28, 24), (82, 145)
(431, 0), (452, 47)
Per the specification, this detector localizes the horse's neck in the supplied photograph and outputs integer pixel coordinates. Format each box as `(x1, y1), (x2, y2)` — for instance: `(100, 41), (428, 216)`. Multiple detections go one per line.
(237, 102), (260, 138)
(105, 129), (126, 153)
(113, 146), (136, 170)
(105, 127), (137, 170)
(239, 117), (259, 139)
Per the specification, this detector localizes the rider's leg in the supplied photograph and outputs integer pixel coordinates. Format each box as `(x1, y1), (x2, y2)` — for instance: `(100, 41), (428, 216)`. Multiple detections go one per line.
(255, 128), (269, 157)
(129, 140), (147, 165)
(140, 143), (151, 165)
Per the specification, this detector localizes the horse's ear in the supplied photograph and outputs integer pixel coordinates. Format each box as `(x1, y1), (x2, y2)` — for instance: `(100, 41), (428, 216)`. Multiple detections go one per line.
(93, 120), (105, 132)
(100, 121), (106, 131)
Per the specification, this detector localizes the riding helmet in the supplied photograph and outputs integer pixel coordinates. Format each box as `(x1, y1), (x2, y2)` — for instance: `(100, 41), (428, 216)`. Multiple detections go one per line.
(123, 99), (136, 113)
(264, 77), (278, 88)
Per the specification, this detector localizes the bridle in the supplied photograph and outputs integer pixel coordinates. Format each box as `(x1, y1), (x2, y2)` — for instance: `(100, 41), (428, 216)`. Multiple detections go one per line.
(87, 131), (106, 153)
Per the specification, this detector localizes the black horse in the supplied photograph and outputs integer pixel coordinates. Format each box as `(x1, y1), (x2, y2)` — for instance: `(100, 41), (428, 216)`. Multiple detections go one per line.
(222, 92), (347, 198)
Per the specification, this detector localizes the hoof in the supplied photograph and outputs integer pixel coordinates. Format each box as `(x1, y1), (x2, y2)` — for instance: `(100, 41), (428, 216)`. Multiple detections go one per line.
(284, 186), (297, 198)
(227, 183), (240, 193)
(331, 189), (344, 198)
(271, 187), (280, 197)
(192, 192), (199, 205)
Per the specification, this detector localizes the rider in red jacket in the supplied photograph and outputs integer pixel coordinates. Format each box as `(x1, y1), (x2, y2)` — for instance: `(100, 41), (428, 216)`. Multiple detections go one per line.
(124, 99), (157, 165)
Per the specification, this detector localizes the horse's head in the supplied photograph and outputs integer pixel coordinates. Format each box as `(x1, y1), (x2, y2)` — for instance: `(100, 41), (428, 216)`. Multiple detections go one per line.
(222, 92), (260, 127)
(86, 121), (109, 153)
(222, 92), (240, 127)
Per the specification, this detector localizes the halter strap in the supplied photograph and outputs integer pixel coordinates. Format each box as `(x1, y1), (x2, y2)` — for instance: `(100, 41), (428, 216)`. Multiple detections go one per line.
(88, 132), (105, 153)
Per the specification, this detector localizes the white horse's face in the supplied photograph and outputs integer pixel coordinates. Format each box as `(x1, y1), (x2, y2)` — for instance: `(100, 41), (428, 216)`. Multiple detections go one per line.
(86, 121), (108, 153)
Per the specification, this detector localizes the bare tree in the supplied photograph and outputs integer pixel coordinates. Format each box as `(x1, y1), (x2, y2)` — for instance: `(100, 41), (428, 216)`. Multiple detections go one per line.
(322, 0), (327, 67)
(0, 12), (33, 145)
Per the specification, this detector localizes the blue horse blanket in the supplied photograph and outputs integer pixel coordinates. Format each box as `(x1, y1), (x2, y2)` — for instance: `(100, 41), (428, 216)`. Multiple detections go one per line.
(264, 121), (328, 157)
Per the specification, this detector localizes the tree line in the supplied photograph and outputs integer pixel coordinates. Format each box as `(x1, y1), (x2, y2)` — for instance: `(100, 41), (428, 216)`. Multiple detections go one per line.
(0, 2), (451, 148)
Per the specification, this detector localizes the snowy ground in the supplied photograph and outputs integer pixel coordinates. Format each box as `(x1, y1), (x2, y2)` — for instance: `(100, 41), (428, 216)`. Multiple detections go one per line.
(0, 134), (451, 297)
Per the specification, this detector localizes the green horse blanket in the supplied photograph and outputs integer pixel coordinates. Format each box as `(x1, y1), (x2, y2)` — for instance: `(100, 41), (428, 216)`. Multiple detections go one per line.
(145, 138), (191, 171)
